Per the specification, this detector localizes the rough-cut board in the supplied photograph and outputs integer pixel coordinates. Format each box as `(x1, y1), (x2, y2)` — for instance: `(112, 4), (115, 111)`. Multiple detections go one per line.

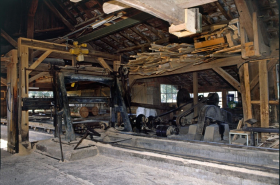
(97, 58), (113, 72)
(259, 60), (269, 131)
(194, 37), (225, 49)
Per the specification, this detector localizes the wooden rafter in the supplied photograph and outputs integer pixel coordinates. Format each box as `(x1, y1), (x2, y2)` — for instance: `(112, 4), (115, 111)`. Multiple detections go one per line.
(43, 0), (75, 31)
(1, 77), (7, 86)
(212, 67), (241, 92)
(1, 29), (17, 48)
(27, 0), (39, 39)
(131, 27), (152, 43)
(215, 1), (232, 20)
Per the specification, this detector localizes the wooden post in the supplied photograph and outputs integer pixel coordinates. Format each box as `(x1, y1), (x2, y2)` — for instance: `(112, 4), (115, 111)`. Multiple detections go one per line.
(259, 60), (269, 137)
(222, 89), (227, 108)
(243, 63), (252, 119)
(113, 60), (121, 72)
(18, 44), (30, 145)
(193, 72), (198, 117)
(238, 64), (248, 121)
(6, 50), (18, 153)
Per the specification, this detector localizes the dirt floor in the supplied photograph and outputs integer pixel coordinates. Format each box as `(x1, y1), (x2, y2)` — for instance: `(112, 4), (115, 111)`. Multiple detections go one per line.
(0, 149), (222, 185)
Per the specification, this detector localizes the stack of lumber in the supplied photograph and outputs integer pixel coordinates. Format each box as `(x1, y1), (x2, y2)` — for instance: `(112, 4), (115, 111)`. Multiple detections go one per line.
(126, 43), (209, 76)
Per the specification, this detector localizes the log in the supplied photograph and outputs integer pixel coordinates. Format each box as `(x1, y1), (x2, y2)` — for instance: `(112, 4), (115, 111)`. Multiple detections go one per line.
(79, 106), (89, 118)
(92, 106), (99, 116)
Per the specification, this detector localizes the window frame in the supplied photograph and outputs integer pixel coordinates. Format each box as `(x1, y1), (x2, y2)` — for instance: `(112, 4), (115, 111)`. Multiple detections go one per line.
(160, 84), (178, 103)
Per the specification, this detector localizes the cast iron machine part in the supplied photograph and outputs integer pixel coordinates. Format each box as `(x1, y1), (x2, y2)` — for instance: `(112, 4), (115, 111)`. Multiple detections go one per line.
(156, 125), (179, 137)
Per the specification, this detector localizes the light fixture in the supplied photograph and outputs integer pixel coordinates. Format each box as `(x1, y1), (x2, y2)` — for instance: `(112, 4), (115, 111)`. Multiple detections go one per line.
(70, 0), (82, 3)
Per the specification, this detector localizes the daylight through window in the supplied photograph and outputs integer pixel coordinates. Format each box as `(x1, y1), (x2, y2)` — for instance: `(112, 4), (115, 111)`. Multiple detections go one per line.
(160, 84), (178, 103)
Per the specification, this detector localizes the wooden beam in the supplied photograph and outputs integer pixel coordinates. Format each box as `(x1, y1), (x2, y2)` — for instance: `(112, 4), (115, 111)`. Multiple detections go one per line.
(29, 72), (50, 83)
(1, 29), (18, 48)
(202, 15), (212, 25)
(129, 56), (243, 85)
(252, 12), (260, 56)
(116, 0), (185, 24)
(193, 72), (198, 117)
(259, 60), (269, 131)
(1, 57), (10, 62)
(43, 0), (74, 31)
(251, 100), (279, 105)
(174, 0), (217, 9)
(131, 27), (152, 43)
(215, 1), (232, 20)
(117, 37), (169, 53)
(19, 37), (119, 61)
(234, 0), (254, 41)
(28, 50), (52, 75)
(250, 59), (278, 90)
(1, 77), (7, 86)
(97, 58), (113, 72)
(243, 63), (252, 119)
(212, 67), (241, 92)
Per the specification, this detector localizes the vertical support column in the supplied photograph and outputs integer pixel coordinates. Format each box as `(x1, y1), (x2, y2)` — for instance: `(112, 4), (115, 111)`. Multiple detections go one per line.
(57, 72), (76, 141)
(6, 50), (18, 153)
(222, 89), (227, 108)
(244, 63), (252, 119)
(193, 72), (198, 117)
(113, 60), (121, 72)
(18, 44), (29, 146)
(239, 64), (248, 121)
(259, 60), (269, 137)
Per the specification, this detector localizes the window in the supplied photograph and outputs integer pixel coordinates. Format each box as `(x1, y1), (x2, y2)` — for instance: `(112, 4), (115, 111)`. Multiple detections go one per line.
(28, 91), (53, 98)
(228, 91), (239, 102)
(161, 84), (178, 103)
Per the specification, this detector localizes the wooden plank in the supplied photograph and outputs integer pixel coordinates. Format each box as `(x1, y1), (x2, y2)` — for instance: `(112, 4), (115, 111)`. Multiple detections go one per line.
(251, 100), (279, 105)
(232, 118), (243, 141)
(29, 72), (50, 83)
(43, 0), (74, 31)
(240, 28), (247, 59)
(1, 57), (10, 62)
(212, 67), (241, 92)
(28, 50), (52, 74)
(250, 59), (278, 90)
(259, 60), (269, 132)
(113, 60), (121, 72)
(193, 72), (198, 117)
(234, 0), (253, 41)
(97, 58), (113, 72)
(243, 63), (252, 119)
(1, 77), (7, 86)
(194, 37), (225, 49)
(1, 29), (18, 48)
(238, 64), (248, 120)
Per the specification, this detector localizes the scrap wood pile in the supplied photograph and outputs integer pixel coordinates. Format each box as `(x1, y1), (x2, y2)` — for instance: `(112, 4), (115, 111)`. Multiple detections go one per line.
(258, 123), (279, 149)
(126, 19), (242, 76)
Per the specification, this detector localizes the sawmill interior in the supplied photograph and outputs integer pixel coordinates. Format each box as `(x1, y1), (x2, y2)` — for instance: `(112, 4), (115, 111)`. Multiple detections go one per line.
(0, 0), (279, 184)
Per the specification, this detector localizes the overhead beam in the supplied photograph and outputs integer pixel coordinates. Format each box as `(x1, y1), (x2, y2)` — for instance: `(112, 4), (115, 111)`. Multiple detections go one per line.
(116, 0), (184, 24)
(1, 29), (18, 48)
(43, 0), (74, 31)
(129, 56), (243, 85)
(234, 0), (254, 41)
(76, 12), (154, 43)
(19, 37), (119, 60)
(28, 51), (52, 75)
(212, 67), (241, 92)
(174, 0), (217, 9)
(243, 63), (252, 119)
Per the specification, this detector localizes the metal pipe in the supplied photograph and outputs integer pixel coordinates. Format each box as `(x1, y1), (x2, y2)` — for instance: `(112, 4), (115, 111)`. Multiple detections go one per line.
(64, 74), (114, 86)
(33, 58), (65, 66)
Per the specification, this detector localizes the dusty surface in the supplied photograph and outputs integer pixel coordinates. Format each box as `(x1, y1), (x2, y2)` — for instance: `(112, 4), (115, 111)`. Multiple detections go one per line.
(1, 148), (221, 185)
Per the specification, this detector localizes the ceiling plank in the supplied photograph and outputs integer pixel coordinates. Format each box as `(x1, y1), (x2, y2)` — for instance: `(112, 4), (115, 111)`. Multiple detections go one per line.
(215, 1), (233, 20)
(76, 12), (154, 43)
